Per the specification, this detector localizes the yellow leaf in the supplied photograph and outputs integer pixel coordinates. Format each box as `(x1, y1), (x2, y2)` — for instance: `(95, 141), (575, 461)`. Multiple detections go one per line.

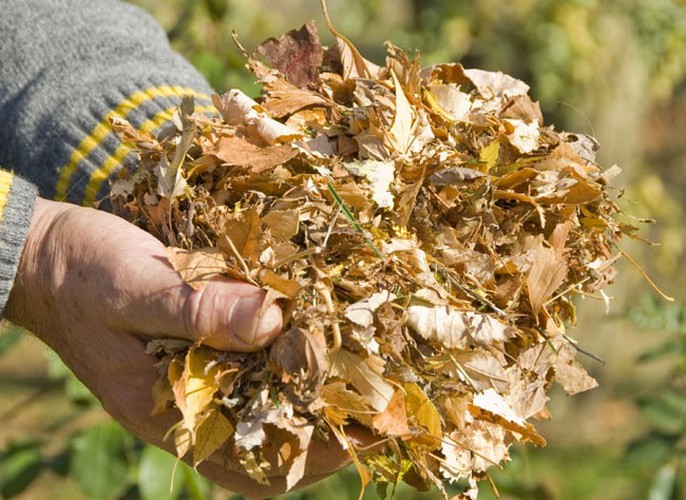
(193, 405), (235, 465)
(174, 426), (192, 459)
(479, 140), (500, 172)
(321, 382), (375, 427)
(403, 383), (442, 448)
(178, 347), (221, 434)
(151, 375), (173, 416)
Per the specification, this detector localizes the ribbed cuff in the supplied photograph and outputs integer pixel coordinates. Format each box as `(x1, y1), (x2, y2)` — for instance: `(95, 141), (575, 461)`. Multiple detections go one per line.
(0, 171), (38, 317)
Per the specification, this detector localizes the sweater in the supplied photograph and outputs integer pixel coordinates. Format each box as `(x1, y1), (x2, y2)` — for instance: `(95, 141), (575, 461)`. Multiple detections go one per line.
(0, 0), (215, 316)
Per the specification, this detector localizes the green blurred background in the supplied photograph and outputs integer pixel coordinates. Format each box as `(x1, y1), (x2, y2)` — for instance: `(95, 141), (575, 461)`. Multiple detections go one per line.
(1, 0), (685, 498)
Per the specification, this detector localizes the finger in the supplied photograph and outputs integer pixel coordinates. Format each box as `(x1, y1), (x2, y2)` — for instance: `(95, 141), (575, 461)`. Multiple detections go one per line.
(84, 213), (283, 351)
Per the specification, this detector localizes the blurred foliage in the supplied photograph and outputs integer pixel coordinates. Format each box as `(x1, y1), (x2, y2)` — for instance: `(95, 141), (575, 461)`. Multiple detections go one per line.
(0, 332), (212, 499)
(626, 295), (686, 500)
(2, 0), (686, 498)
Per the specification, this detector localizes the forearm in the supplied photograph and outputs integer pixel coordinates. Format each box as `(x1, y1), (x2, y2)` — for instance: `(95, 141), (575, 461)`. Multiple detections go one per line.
(0, 0), (214, 206)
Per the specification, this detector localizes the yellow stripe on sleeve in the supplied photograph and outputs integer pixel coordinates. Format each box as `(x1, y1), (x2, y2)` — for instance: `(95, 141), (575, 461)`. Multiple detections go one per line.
(55, 85), (212, 201)
(82, 104), (217, 205)
(0, 171), (14, 220)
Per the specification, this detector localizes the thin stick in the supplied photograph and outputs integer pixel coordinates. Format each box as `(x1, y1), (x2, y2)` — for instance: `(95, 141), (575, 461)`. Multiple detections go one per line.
(315, 280), (342, 353)
(220, 234), (258, 286)
(619, 247), (674, 302)
(272, 246), (321, 269)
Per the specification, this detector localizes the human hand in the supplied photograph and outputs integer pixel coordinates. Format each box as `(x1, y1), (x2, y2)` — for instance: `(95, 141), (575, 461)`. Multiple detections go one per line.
(3, 198), (356, 497)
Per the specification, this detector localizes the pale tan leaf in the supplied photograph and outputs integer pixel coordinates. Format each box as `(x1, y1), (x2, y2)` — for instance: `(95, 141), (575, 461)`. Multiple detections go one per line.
(503, 118), (540, 154)
(330, 350), (394, 412)
(427, 84), (471, 122)
(406, 304), (511, 349)
(388, 70), (415, 155)
(554, 342), (599, 395)
(463, 68), (530, 100)
(469, 388), (546, 446)
(453, 351), (509, 392)
(372, 389), (410, 437)
(165, 247), (228, 290)
(465, 419), (510, 473)
(345, 290), (396, 328)
(156, 96), (196, 199)
(262, 208), (300, 241)
(527, 242), (567, 315)
(212, 90), (303, 144)
(440, 431), (472, 482)
(343, 159), (396, 208)
(155, 154), (187, 200)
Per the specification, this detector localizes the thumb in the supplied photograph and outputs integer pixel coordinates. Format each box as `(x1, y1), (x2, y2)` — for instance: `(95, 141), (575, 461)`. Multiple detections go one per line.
(95, 222), (283, 351)
(118, 253), (283, 351)
(179, 277), (283, 351)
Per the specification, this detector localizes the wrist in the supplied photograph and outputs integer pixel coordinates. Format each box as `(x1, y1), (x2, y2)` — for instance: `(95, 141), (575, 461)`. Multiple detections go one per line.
(5, 197), (76, 338)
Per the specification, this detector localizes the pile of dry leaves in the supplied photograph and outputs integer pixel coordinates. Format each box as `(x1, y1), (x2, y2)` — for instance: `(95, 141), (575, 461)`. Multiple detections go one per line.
(110, 15), (631, 499)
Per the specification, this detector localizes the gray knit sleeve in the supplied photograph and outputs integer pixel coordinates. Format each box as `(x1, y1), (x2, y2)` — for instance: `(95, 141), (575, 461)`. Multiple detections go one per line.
(0, 0), (215, 206)
(0, 171), (38, 317)
(0, 0), (215, 317)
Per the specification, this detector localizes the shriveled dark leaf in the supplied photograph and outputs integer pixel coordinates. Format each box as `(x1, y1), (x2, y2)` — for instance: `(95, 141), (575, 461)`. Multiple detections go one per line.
(253, 21), (323, 88)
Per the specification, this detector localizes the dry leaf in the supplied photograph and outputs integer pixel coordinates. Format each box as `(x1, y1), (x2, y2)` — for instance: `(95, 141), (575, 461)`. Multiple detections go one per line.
(469, 388), (546, 446)
(165, 247), (228, 290)
(343, 159), (396, 209)
(406, 304), (511, 349)
(554, 342), (599, 395)
(111, 17), (627, 496)
(253, 21), (323, 88)
(209, 135), (297, 173)
(527, 241), (567, 315)
(330, 350), (394, 412)
(193, 405), (235, 464)
(212, 90), (303, 144)
(388, 70), (415, 155)
(262, 209), (300, 241)
(404, 382), (442, 447)
(223, 206), (264, 267)
(372, 389), (410, 436)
